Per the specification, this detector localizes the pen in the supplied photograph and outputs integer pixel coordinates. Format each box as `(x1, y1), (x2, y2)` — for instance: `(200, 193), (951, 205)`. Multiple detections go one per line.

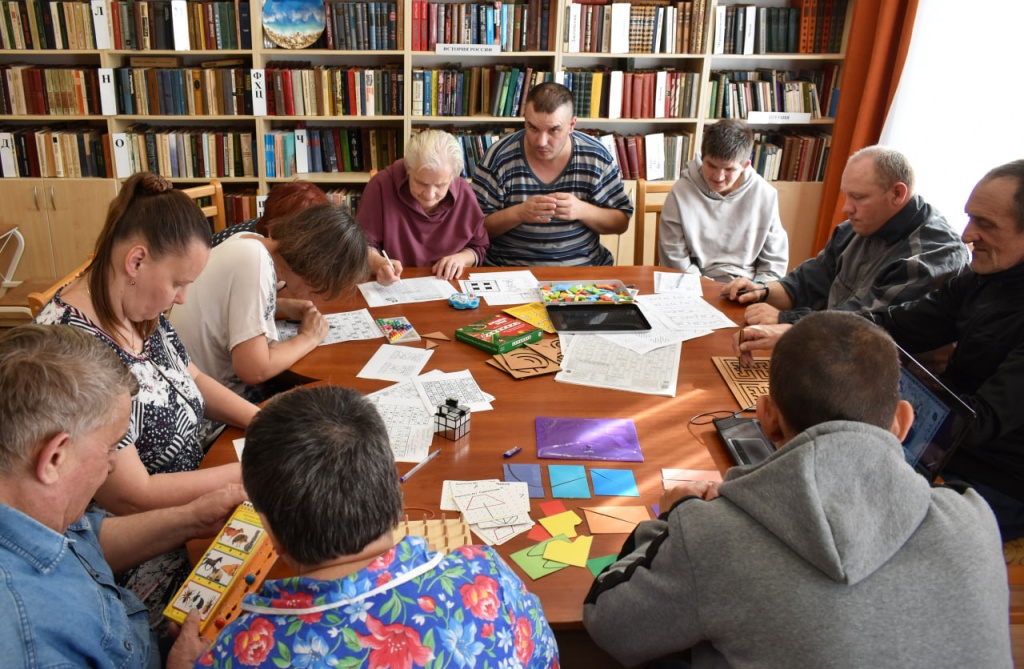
(720, 286), (767, 298)
(503, 446), (523, 458)
(400, 449), (439, 483)
(381, 249), (402, 285)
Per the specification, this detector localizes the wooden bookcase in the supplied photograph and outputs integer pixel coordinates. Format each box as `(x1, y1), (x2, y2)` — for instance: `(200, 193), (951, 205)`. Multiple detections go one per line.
(0, 0), (852, 275)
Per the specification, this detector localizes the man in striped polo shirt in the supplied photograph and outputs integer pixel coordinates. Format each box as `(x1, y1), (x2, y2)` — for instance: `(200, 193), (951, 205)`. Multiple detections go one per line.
(472, 82), (633, 266)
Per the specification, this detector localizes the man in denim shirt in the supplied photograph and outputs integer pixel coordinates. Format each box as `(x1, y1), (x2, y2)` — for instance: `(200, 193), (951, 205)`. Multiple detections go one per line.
(0, 325), (244, 668)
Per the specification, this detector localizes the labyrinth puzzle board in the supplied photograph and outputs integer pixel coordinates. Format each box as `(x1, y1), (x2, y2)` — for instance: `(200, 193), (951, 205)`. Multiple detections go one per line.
(712, 357), (771, 409)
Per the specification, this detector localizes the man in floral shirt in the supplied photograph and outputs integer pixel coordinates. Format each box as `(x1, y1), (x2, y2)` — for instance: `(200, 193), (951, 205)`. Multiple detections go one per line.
(199, 386), (559, 669)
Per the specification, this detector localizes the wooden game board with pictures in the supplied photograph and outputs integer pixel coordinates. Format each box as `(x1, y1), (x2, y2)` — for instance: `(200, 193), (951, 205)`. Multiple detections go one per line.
(164, 502), (278, 639)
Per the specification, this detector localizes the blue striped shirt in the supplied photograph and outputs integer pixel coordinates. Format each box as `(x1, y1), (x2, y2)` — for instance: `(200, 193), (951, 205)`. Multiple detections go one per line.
(472, 130), (633, 266)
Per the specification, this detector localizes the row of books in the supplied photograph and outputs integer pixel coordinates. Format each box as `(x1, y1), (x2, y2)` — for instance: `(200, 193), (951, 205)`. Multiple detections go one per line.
(713, 1), (847, 56)
(115, 125), (257, 178)
(564, 69), (702, 121)
(591, 131), (694, 181)
(0, 0), (100, 50)
(751, 130), (832, 182)
(0, 125), (108, 177)
(411, 0), (553, 52)
(320, 1), (399, 51)
(264, 64), (403, 117)
(114, 66), (252, 116)
(263, 126), (403, 177)
(1, 64), (100, 116)
(411, 65), (552, 118)
(220, 186), (363, 226)
(109, 0), (252, 51)
(565, 0), (708, 55)
(707, 65), (841, 119)
(794, 0), (848, 54)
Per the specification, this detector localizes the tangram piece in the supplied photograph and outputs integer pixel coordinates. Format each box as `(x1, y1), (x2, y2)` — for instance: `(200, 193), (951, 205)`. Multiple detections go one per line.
(548, 465), (591, 498)
(424, 340), (438, 350)
(539, 510), (582, 538)
(434, 397), (470, 440)
(711, 356), (771, 410)
(393, 514), (472, 554)
(503, 302), (556, 333)
(509, 535), (572, 580)
(590, 469), (640, 496)
(582, 506), (651, 534)
(421, 331), (450, 341)
(542, 535), (593, 567)
(587, 554), (618, 577)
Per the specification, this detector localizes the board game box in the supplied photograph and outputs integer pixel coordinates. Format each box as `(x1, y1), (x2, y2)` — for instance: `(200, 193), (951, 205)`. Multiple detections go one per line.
(455, 313), (543, 355)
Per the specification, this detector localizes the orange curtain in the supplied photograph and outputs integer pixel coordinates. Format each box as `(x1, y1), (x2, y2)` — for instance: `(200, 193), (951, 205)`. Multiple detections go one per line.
(811, 0), (918, 253)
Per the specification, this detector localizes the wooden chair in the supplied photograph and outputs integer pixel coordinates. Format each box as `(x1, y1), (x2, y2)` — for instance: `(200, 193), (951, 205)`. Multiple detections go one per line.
(26, 257), (91, 318)
(632, 179), (674, 266)
(181, 179), (227, 234)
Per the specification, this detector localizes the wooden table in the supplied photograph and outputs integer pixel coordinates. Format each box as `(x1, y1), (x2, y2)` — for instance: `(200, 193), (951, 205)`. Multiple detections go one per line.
(203, 266), (745, 632)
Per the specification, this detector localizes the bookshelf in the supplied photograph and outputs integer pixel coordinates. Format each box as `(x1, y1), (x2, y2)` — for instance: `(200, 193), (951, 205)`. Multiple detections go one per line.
(0, 0), (852, 275)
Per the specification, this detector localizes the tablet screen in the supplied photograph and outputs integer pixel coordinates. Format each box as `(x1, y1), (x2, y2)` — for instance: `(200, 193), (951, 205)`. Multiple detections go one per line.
(546, 303), (652, 334)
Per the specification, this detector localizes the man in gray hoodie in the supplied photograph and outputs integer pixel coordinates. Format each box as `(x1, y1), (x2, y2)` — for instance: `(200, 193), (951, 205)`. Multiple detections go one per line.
(583, 311), (1011, 668)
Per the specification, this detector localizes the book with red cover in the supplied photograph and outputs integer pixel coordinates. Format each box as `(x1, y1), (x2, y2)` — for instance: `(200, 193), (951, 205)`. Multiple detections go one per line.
(621, 71), (633, 121)
(635, 133), (646, 179)
(624, 135), (640, 180)
(280, 69), (295, 115)
(614, 134), (631, 179)
(630, 70), (643, 119)
(640, 71), (653, 118)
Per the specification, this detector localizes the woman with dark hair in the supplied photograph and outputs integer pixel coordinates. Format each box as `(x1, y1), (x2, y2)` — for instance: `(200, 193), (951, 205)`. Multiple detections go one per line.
(34, 171), (257, 623)
(169, 204), (370, 400)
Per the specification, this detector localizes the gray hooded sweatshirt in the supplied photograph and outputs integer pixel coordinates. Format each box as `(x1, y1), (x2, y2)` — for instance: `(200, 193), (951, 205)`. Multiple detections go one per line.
(583, 421), (1011, 668)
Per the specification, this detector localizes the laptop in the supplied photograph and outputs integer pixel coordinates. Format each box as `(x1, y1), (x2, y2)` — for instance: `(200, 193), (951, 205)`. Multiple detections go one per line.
(715, 346), (975, 482)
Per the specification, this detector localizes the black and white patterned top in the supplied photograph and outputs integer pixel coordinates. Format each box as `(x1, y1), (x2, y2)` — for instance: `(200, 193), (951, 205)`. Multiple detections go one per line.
(35, 290), (207, 475)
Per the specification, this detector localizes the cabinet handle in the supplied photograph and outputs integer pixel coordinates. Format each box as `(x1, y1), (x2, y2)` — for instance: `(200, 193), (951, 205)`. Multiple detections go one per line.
(49, 187), (56, 210)
(33, 186), (40, 211)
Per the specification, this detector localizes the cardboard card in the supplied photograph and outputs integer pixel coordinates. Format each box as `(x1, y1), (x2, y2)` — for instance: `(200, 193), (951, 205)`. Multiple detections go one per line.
(424, 340), (438, 350)
(542, 534), (593, 567)
(526, 338), (563, 364)
(539, 509), (582, 538)
(587, 554), (618, 577)
(486, 356), (559, 380)
(501, 347), (560, 370)
(582, 506), (652, 534)
(539, 500), (568, 516)
(421, 331), (451, 341)
(503, 463), (544, 498)
(509, 535), (572, 580)
(548, 465), (591, 498)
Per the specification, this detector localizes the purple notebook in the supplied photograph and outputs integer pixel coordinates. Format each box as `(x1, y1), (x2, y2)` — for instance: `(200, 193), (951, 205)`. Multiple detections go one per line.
(535, 417), (644, 462)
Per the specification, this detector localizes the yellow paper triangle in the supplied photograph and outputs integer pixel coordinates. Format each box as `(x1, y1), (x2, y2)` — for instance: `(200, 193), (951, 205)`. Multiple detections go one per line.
(542, 535), (593, 567)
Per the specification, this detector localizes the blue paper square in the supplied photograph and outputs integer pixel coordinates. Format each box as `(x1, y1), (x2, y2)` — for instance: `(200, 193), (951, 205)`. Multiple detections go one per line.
(590, 468), (640, 497)
(503, 463), (544, 498)
(548, 465), (591, 499)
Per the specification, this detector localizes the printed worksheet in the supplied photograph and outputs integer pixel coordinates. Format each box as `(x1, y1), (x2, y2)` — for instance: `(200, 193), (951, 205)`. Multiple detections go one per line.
(556, 334), (681, 397)
(357, 344), (434, 382)
(414, 369), (493, 412)
(370, 398), (435, 463)
(275, 309), (383, 346)
(357, 277), (457, 307)
(461, 270), (542, 306)
(637, 293), (738, 332)
(450, 480), (531, 526)
(653, 271), (704, 298)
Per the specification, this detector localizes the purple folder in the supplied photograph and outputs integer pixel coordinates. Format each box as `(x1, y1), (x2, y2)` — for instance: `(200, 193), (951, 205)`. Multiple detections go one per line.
(535, 417), (644, 462)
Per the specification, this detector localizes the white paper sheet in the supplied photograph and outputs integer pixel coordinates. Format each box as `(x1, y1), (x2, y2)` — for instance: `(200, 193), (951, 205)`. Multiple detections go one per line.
(357, 344), (434, 382)
(358, 276), (458, 307)
(414, 369), (493, 413)
(556, 334), (681, 397)
(461, 270), (542, 306)
(654, 271), (704, 298)
(275, 309), (383, 346)
(638, 293), (738, 331)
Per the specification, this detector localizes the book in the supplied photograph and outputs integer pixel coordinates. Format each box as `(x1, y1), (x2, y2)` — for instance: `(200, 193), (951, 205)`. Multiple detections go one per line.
(455, 314), (542, 355)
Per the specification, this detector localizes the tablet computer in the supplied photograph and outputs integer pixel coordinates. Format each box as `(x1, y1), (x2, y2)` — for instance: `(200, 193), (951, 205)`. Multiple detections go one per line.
(545, 302), (652, 334)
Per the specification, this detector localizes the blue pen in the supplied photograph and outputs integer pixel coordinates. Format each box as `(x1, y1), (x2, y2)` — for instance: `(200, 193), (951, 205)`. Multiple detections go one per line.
(503, 446), (523, 458)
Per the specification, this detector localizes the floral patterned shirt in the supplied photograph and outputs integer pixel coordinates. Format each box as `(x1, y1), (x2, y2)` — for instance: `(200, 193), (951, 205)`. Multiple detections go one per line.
(199, 536), (559, 669)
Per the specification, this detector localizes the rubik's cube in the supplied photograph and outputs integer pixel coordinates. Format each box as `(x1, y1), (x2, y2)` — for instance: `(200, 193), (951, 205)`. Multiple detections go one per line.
(434, 397), (470, 440)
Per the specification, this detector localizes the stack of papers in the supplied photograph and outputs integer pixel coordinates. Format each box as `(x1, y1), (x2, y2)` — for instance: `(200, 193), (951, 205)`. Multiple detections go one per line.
(458, 270), (542, 306)
(440, 479), (534, 546)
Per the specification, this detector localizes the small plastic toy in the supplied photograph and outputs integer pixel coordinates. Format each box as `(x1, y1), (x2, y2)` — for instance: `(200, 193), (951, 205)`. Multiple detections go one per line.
(435, 397), (471, 440)
(539, 281), (635, 304)
(449, 292), (481, 309)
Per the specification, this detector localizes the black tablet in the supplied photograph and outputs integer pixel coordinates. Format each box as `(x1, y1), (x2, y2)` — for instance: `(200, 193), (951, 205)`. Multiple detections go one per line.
(545, 303), (653, 334)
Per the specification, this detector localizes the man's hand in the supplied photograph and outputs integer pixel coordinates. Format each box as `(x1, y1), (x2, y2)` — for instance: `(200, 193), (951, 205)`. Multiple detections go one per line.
(374, 254), (404, 286)
(720, 277), (762, 303)
(521, 195), (558, 223)
(550, 192), (585, 221)
(165, 610), (210, 669)
(733, 324), (791, 366)
(433, 253), (469, 281)
(744, 303), (780, 325)
(659, 481), (720, 513)
(184, 483), (248, 540)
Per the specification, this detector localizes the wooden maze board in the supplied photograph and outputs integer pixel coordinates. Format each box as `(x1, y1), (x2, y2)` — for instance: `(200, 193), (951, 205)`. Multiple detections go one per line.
(712, 357), (771, 410)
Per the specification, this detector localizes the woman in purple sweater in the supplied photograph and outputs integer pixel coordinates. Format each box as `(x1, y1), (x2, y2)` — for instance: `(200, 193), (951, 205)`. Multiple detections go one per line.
(357, 129), (489, 284)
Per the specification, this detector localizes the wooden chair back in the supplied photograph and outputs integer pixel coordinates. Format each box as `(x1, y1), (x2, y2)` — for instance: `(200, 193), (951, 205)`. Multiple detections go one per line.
(27, 257), (91, 318)
(633, 179), (674, 266)
(181, 179), (227, 233)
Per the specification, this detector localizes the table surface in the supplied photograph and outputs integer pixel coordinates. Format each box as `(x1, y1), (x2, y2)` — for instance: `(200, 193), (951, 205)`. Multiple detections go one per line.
(202, 266), (748, 629)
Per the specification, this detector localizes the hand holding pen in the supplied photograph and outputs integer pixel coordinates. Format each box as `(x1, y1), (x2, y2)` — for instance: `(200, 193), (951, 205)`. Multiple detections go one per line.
(375, 249), (404, 286)
(720, 277), (769, 304)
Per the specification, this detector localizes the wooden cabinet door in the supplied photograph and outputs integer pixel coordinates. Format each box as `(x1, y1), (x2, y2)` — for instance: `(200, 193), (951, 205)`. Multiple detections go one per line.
(0, 179), (57, 281)
(45, 179), (118, 278)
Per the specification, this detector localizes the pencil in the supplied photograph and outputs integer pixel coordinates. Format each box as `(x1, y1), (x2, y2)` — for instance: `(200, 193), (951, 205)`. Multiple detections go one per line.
(400, 449), (439, 483)
(720, 285), (767, 298)
(381, 249), (403, 285)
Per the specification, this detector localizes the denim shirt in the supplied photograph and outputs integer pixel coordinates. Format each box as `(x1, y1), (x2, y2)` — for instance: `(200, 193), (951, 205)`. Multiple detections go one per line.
(0, 505), (157, 669)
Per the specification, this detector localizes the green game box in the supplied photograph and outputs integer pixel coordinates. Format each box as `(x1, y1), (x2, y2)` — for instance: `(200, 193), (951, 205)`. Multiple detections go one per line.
(454, 314), (543, 355)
